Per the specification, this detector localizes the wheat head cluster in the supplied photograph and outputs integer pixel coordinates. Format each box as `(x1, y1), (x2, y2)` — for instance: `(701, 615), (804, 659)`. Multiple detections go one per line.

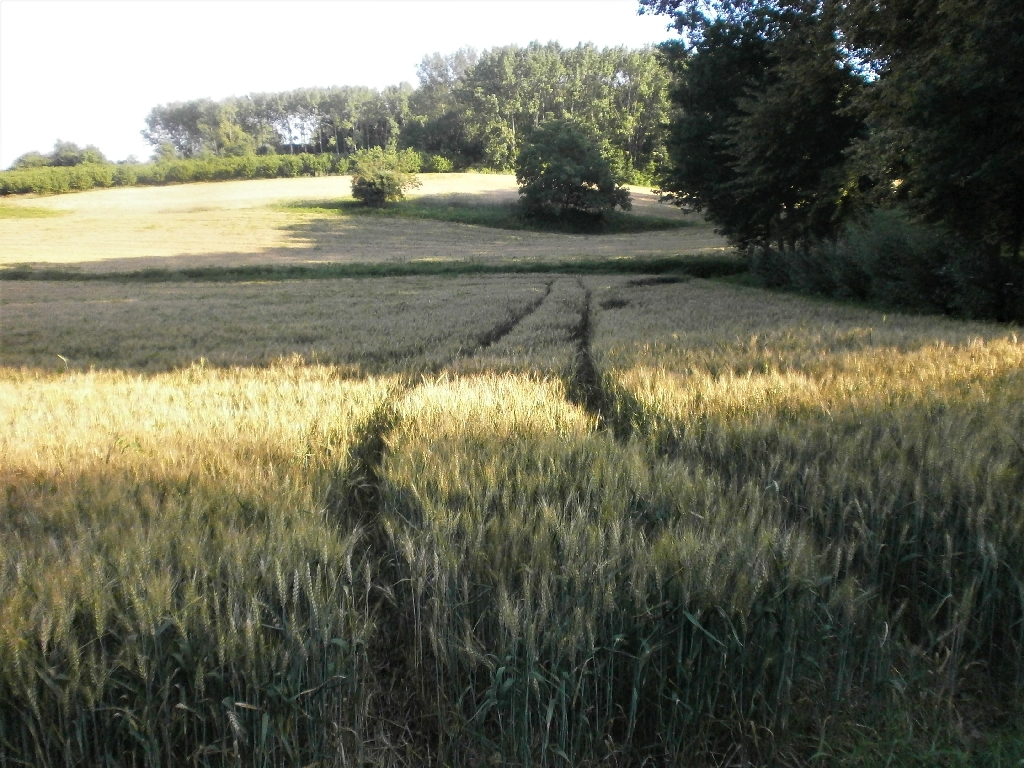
(0, 275), (1022, 765)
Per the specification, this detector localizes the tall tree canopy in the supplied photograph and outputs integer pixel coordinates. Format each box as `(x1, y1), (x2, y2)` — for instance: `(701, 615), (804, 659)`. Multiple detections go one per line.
(138, 42), (671, 182)
(643, 0), (1024, 258)
(644, 0), (865, 247)
(10, 141), (107, 170)
(837, 0), (1024, 258)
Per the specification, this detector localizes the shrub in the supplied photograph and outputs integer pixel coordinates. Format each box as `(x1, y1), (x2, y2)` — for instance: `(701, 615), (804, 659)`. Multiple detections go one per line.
(256, 155), (283, 179)
(0, 151), (380, 197)
(330, 155), (350, 175)
(113, 164), (138, 186)
(350, 147), (421, 207)
(516, 120), (631, 217)
(302, 153), (331, 177)
(748, 210), (1024, 322)
(278, 155), (303, 178)
(164, 161), (195, 184)
(422, 153), (454, 173)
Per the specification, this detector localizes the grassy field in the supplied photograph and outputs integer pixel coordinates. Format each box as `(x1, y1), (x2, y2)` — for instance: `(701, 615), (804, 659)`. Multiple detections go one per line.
(0, 174), (726, 273)
(0, 179), (1022, 766)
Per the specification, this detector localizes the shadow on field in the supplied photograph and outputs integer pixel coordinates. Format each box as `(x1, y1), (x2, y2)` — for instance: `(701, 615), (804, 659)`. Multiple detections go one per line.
(282, 193), (699, 235)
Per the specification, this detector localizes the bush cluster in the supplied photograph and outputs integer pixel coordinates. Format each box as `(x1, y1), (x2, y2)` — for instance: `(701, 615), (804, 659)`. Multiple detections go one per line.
(516, 120), (631, 218)
(749, 211), (1024, 322)
(349, 147), (422, 207)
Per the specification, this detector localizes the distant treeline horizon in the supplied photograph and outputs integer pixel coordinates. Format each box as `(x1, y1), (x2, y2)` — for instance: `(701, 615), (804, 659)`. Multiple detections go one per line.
(8, 42), (670, 184)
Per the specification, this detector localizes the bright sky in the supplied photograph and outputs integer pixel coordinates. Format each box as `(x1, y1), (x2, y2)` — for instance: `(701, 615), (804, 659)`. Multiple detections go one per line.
(0, 0), (676, 168)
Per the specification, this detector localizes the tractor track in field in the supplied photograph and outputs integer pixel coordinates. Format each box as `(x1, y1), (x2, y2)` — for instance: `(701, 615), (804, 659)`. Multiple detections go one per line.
(565, 279), (612, 425)
(465, 278), (555, 356)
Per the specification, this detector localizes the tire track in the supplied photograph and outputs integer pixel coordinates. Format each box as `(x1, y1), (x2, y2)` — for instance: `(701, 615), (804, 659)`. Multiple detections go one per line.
(459, 279), (554, 358)
(565, 279), (612, 426)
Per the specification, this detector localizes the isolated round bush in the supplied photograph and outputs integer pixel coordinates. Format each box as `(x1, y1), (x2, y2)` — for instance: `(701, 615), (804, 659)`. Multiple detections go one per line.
(350, 147), (422, 207)
(516, 120), (631, 216)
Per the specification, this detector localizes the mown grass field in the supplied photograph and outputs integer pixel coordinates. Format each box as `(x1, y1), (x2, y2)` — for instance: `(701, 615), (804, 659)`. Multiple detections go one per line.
(0, 179), (1022, 767)
(0, 174), (726, 273)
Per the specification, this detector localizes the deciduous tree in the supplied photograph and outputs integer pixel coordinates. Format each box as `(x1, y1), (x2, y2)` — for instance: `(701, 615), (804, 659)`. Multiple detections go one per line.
(516, 120), (631, 216)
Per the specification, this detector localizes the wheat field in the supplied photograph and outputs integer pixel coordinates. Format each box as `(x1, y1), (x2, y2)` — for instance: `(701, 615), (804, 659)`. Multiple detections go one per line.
(0, 181), (1022, 765)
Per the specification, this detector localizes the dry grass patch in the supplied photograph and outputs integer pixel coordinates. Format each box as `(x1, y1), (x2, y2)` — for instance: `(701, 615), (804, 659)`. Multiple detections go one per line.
(0, 175), (727, 272)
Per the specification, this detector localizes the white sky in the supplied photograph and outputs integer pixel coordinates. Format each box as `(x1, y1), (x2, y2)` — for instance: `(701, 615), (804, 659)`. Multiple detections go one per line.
(0, 0), (676, 168)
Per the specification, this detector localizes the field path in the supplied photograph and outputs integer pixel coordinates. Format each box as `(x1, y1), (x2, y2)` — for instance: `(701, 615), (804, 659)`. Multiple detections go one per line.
(473, 279), (554, 351)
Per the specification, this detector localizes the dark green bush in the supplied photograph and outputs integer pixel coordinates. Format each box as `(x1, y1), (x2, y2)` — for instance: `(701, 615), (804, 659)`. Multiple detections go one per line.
(350, 148), (421, 207)
(516, 120), (631, 217)
(749, 210), (1024, 322)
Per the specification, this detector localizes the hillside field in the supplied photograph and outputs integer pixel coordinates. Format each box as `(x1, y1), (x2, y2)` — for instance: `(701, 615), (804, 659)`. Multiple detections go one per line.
(0, 177), (1022, 767)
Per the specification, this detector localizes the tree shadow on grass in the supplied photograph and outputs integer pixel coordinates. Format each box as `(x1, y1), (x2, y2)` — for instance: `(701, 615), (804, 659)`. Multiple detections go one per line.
(282, 193), (700, 235)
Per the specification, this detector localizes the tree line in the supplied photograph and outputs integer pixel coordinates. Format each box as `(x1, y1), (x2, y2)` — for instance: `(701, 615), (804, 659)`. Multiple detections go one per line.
(643, 0), (1024, 321)
(4, 42), (670, 194)
(140, 41), (670, 182)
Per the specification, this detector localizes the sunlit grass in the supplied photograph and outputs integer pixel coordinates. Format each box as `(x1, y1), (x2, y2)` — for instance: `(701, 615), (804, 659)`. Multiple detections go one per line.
(0, 174), (727, 271)
(0, 204), (65, 219)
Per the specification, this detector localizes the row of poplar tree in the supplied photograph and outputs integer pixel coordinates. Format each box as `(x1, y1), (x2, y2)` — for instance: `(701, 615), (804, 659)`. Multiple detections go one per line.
(138, 42), (670, 183)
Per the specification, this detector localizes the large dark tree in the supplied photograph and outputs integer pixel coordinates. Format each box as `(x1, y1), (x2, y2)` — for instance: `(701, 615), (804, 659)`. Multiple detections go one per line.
(645, 0), (866, 247)
(838, 0), (1024, 259)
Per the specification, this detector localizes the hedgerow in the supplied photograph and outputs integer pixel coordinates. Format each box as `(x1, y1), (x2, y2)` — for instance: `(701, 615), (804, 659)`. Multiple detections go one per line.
(0, 150), (464, 197)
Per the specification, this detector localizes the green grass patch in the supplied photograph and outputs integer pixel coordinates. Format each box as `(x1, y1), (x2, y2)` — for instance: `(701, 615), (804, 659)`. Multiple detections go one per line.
(0, 254), (746, 284)
(0, 205), (66, 219)
(283, 194), (697, 235)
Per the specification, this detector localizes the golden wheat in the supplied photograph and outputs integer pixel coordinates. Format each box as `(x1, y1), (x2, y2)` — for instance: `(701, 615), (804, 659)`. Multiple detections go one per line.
(0, 275), (554, 372)
(1, 271), (1021, 765)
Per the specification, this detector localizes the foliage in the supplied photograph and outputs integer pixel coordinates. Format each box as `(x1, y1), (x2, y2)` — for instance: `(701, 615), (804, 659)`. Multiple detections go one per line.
(645, 0), (1024, 310)
(839, 0), (1024, 260)
(651, 1), (865, 247)
(9, 150), (50, 169)
(349, 147), (421, 207)
(748, 210), (1024, 322)
(0, 152), (351, 196)
(420, 153), (454, 173)
(137, 44), (670, 180)
(457, 42), (671, 175)
(515, 120), (631, 217)
(9, 140), (107, 170)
